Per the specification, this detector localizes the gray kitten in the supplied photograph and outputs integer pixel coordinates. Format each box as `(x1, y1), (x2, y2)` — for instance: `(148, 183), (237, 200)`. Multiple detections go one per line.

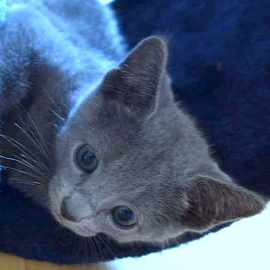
(0, 0), (265, 245)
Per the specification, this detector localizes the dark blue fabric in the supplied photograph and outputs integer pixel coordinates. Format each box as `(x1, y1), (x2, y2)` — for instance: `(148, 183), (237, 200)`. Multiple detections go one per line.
(0, 0), (269, 264)
(113, 0), (270, 196)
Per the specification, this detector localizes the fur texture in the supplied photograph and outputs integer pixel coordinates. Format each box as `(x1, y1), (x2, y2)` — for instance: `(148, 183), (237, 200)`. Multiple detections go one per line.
(0, 0), (268, 264)
(0, 0), (7, 27)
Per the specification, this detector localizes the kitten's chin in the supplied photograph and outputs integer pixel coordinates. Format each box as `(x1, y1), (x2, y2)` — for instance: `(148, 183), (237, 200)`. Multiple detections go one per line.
(51, 207), (97, 238)
(48, 177), (97, 238)
(66, 225), (97, 238)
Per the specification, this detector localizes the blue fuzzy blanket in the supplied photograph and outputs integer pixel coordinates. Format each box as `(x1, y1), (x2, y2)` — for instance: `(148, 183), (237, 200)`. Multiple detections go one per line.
(0, 0), (270, 264)
(0, 0), (7, 27)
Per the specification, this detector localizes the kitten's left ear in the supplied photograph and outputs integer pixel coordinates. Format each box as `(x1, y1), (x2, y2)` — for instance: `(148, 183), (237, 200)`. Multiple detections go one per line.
(101, 36), (168, 115)
(182, 176), (266, 232)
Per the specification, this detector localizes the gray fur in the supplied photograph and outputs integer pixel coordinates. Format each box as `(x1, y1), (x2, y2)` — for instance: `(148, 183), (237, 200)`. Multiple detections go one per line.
(0, 0), (265, 244)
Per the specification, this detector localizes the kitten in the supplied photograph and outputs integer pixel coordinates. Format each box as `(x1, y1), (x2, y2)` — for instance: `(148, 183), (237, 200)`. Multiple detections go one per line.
(0, 0), (265, 244)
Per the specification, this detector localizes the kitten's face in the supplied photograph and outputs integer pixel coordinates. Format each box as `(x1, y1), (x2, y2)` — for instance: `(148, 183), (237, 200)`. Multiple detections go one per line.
(49, 37), (264, 243)
(50, 87), (194, 242)
(50, 99), (188, 242)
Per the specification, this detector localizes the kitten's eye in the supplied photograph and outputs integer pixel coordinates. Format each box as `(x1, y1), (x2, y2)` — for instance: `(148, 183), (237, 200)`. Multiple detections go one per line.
(112, 206), (137, 228)
(76, 145), (98, 172)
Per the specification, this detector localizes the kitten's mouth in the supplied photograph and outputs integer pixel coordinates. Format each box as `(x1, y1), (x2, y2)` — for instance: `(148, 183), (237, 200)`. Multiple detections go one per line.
(51, 205), (97, 238)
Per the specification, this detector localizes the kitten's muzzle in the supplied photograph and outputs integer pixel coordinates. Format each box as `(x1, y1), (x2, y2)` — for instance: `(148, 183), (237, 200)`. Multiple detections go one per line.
(49, 178), (97, 237)
(60, 193), (93, 222)
(61, 198), (79, 222)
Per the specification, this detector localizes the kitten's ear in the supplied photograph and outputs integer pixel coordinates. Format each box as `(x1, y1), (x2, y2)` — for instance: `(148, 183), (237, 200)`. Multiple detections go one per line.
(101, 36), (168, 115)
(182, 176), (265, 232)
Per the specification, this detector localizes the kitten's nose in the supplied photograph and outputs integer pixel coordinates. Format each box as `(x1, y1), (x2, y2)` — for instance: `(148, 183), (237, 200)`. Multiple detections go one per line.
(61, 199), (77, 222)
(60, 193), (92, 222)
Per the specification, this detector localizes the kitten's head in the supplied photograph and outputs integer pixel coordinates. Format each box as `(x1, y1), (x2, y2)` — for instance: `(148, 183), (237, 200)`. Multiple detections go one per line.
(49, 36), (265, 243)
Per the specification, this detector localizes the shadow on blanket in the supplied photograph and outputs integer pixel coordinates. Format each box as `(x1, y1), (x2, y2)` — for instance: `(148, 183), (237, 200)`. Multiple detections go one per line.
(0, 0), (269, 264)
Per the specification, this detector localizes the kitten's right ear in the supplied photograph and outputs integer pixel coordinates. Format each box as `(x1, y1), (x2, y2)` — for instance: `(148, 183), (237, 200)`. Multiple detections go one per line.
(181, 176), (265, 232)
(100, 36), (169, 116)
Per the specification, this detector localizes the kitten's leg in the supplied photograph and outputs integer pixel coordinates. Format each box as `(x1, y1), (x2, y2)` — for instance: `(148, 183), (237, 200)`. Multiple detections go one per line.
(0, 3), (74, 116)
(0, 5), (36, 116)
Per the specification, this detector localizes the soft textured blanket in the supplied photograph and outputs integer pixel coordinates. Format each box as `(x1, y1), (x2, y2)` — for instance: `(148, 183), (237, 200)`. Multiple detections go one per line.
(0, 0), (7, 27)
(0, 0), (269, 265)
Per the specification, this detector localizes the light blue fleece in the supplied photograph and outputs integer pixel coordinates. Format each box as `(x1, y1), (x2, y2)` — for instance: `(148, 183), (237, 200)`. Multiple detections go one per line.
(0, 0), (7, 27)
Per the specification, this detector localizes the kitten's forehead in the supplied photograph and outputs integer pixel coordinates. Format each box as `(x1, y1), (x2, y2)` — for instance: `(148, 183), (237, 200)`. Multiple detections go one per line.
(58, 89), (202, 189)
(67, 91), (179, 153)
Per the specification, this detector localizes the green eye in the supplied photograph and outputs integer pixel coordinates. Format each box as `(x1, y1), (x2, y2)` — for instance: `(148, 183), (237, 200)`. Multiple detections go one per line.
(112, 206), (137, 228)
(76, 145), (98, 172)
